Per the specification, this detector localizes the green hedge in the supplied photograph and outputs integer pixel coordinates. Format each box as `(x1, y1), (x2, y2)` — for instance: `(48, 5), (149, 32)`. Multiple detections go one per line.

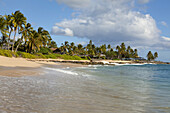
(0, 49), (88, 60)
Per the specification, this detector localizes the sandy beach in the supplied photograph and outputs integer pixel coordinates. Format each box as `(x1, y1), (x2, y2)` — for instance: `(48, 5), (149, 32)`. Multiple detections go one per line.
(0, 56), (55, 77)
(0, 56), (86, 77)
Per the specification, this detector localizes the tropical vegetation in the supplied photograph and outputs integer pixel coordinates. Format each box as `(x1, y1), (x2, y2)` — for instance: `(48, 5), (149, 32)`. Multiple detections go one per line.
(0, 10), (158, 61)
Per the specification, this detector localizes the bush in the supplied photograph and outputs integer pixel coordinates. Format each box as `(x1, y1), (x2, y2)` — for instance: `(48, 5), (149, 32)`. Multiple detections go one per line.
(0, 49), (89, 60)
(0, 49), (13, 57)
(17, 51), (37, 59)
(0, 49), (5, 56)
(4, 51), (12, 57)
(44, 54), (57, 59)
(112, 59), (120, 60)
(38, 47), (52, 54)
(35, 53), (46, 59)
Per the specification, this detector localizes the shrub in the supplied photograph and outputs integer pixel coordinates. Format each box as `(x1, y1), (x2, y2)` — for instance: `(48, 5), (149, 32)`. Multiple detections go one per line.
(44, 54), (57, 59)
(4, 51), (12, 57)
(112, 59), (120, 60)
(35, 53), (46, 59)
(61, 54), (83, 60)
(38, 47), (52, 54)
(0, 49), (5, 56)
(17, 51), (37, 59)
(0, 49), (12, 57)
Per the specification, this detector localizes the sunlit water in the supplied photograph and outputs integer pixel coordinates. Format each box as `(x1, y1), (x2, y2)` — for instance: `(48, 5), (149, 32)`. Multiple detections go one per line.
(0, 64), (170, 113)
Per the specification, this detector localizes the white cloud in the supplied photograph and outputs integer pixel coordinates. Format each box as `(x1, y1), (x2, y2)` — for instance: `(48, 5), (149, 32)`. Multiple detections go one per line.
(161, 21), (168, 27)
(52, 0), (170, 49)
(162, 36), (170, 41)
(51, 26), (73, 36)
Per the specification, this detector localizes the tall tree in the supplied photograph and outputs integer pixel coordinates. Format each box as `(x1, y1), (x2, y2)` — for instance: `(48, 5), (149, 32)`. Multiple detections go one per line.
(154, 52), (158, 60)
(0, 15), (7, 37)
(37, 27), (51, 47)
(134, 49), (138, 58)
(49, 41), (57, 48)
(116, 45), (120, 59)
(107, 44), (111, 51)
(11, 10), (27, 52)
(147, 51), (154, 61)
(26, 30), (40, 53)
(5, 15), (13, 50)
(15, 23), (33, 52)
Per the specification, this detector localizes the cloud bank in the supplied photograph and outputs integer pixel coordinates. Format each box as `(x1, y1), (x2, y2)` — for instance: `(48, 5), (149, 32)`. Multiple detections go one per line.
(51, 0), (170, 49)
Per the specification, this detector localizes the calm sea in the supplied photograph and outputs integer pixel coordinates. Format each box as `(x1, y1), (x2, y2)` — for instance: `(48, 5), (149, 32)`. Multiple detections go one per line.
(0, 64), (170, 113)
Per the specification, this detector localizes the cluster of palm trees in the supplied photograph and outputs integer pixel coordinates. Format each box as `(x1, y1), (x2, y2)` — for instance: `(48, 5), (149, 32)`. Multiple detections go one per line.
(0, 10), (52, 53)
(58, 40), (139, 59)
(147, 51), (158, 61)
(1, 10), (158, 60)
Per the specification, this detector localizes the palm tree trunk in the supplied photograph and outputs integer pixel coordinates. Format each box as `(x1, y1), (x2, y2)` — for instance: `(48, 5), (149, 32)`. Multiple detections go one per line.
(7, 30), (12, 50)
(15, 36), (23, 52)
(12, 30), (17, 52)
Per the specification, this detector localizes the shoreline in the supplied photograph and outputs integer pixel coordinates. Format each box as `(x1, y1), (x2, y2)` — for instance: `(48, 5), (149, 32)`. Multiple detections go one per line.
(0, 56), (86, 77)
(28, 58), (170, 65)
(0, 56), (169, 77)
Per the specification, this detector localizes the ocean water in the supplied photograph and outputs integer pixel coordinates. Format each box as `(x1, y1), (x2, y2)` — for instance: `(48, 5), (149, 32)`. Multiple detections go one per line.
(0, 64), (170, 113)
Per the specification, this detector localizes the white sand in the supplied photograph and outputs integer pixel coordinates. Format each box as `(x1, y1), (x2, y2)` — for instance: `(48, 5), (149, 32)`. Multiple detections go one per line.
(0, 56), (42, 67)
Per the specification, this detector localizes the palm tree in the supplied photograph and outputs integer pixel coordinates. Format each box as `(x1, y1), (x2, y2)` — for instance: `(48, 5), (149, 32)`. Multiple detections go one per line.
(134, 49), (138, 58)
(37, 27), (51, 47)
(70, 42), (75, 53)
(116, 45), (120, 59)
(120, 43), (126, 58)
(101, 44), (106, 54)
(11, 10), (27, 52)
(5, 15), (13, 50)
(15, 23), (33, 52)
(70, 42), (75, 48)
(78, 44), (83, 54)
(26, 30), (40, 53)
(49, 41), (57, 48)
(147, 51), (154, 61)
(154, 52), (158, 60)
(0, 15), (7, 37)
(107, 44), (111, 51)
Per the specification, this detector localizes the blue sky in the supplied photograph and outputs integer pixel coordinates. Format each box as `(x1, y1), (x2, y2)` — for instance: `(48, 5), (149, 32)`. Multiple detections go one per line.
(0, 0), (170, 61)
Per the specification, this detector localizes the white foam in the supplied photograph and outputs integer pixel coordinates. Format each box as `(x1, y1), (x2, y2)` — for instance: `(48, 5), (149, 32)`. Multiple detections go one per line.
(110, 63), (145, 66)
(44, 67), (78, 75)
(101, 61), (109, 64)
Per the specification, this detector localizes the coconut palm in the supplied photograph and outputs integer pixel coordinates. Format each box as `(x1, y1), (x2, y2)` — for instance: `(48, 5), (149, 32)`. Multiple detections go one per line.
(134, 49), (138, 58)
(4, 15), (13, 50)
(15, 23), (33, 52)
(107, 44), (111, 51)
(0, 15), (7, 37)
(154, 52), (158, 60)
(78, 44), (83, 54)
(11, 10), (27, 52)
(49, 41), (57, 48)
(37, 27), (51, 47)
(120, 43), (126, 58)
(26, 30), (40, 53)
(147, 51), (154, 61)
(116, 45), (120, 59)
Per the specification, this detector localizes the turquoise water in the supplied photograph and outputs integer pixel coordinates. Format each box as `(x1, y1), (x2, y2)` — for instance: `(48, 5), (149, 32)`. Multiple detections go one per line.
(0, 64), (170, 113)
(71, 64), (170, 113)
